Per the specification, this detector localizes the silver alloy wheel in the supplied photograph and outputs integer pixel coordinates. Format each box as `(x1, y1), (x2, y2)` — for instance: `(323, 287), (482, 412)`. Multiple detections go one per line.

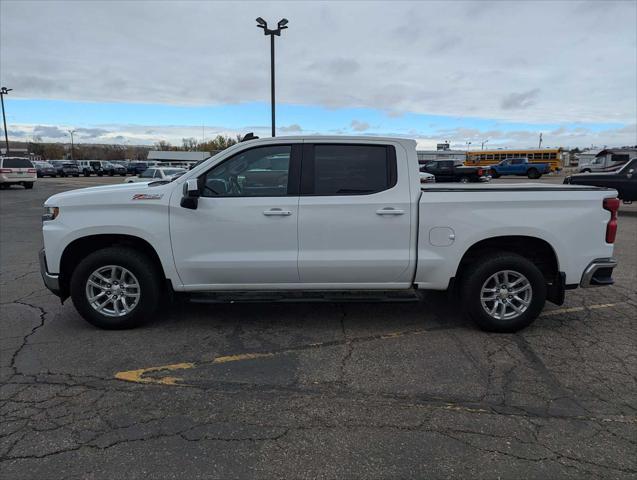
(85, 265), (141, 317)
(480, 270), (532, 321)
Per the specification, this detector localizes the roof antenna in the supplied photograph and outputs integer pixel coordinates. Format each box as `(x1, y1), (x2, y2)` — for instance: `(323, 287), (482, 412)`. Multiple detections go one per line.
(241, 132), (259, 142)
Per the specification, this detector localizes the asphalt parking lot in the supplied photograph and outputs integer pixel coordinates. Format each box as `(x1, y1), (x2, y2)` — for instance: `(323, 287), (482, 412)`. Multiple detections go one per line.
(1, 175), (636, 479)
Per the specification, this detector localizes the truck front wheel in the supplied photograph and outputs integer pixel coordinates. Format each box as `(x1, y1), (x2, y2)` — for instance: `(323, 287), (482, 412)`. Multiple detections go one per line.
(70, 247), (161, 329)
(460, 253), (546, 332)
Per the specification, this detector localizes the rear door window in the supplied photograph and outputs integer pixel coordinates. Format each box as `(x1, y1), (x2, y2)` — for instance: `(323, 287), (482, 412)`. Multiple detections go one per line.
(302, 144), (396, 195)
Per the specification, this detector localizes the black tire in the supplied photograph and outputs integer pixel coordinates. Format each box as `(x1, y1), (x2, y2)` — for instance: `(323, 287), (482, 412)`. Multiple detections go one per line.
(24, 182), (34, 189)
(73, 174), (79, 177)
(460, 253), (546, 332)
(527, 168), (540, 179)
(459, 176), (470, 184)
(84, 171), (90, 177)
(70, 247), (161, 329)
(490, 169), (500, 179)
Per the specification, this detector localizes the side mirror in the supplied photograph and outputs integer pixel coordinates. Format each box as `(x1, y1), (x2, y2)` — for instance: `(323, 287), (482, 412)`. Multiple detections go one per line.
(180, 179), (200, 210)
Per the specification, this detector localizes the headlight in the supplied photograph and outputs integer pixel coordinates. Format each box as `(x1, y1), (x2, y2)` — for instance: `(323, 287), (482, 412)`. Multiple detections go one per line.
(42, 206), (60, 221)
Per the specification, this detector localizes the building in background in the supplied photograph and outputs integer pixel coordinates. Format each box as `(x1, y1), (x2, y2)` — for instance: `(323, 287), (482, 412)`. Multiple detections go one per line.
(416, 143), (466, 165)
(147, 150), (212, 168)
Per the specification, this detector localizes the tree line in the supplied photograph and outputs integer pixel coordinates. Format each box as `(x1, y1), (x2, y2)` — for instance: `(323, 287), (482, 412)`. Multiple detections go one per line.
(7, 134), (241, 161)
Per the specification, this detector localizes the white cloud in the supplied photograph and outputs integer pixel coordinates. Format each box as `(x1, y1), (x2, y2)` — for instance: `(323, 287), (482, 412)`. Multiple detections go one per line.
(1, 1), (635, 125)
(350, 120), (370, 132)
(8, 122), (635, 150)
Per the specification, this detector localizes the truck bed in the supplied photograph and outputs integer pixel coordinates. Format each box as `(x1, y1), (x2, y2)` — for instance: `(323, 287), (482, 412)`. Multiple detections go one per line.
(415, 182), (617, 290)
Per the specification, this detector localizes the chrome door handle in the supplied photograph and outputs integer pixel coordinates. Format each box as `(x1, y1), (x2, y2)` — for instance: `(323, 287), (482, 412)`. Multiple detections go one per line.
(376, 207), (405, 215)
(263, 208), (292, 216)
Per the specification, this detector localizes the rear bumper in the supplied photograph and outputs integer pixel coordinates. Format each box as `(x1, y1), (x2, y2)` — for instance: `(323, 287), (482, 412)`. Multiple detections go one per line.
(39, 249), (61, 297)
(580, 258), (617, 288)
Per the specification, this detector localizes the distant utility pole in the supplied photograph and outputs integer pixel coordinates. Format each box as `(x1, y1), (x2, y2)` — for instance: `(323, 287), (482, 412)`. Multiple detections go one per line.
(0, 87), (12, 154)
(256, 17), (289, 137)
(68, 129), (76, 161)
(466, 141), (472, 150)
(481, 139), (489, 150)
(538, 133), (543, 149)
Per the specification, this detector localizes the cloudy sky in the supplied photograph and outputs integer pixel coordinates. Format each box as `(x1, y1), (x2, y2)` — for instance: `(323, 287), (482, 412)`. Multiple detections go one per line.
(1, 0), (636, 149)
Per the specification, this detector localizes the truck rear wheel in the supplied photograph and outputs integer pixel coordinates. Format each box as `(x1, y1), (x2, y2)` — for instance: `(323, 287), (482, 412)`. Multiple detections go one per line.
(527, 168), (541, 179)
(70, 247), (161, 329)
(460, 253), (546, 332)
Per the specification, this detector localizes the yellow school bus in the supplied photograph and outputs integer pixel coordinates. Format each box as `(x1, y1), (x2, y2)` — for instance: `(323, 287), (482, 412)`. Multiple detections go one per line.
(465, 149), (563, 172)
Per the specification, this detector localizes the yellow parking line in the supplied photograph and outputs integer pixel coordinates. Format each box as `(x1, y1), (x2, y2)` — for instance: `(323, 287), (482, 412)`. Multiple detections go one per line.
(114, 328), (430, 385)
(114, 303), (618, 386)
(540, 303), (616, 317)
(114, 362), (195, 385)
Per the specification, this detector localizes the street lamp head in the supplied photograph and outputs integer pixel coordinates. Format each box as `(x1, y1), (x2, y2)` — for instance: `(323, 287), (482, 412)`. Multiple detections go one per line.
(256, 17), (267, 28)
(0, 87), (12, 94)
(277, 18), (288, 28)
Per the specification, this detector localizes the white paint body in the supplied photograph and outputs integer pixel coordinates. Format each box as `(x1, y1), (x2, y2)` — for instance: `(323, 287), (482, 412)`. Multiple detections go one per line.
(43, 136), (617, 293)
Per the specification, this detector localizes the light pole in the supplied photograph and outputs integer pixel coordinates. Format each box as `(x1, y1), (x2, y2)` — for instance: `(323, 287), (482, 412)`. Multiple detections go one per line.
(481, 139), (489, 150)
(466, 141), (472, 151)
(1, 87), (12, 154)
(256, 17), (288, 137)
(67, 129), (76, 161)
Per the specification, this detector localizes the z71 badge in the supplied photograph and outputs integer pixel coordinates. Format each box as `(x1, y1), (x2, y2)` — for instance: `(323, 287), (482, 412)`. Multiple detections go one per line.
(132, 193), (164, 200)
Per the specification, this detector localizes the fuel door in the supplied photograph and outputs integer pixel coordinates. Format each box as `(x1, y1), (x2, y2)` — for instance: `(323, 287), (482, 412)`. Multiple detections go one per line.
(429, 227), (455, 247)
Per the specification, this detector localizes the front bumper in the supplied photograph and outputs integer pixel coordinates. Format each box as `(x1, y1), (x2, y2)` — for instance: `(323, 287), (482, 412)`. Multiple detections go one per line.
(39, 249), (61, 297)
(580, 258), (617, 288)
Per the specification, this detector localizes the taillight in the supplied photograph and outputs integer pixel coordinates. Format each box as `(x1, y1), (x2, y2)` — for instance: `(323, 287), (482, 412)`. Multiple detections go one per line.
(0, 168), (12, 173)
(603, 197), (620, 243)
(28, 168), (37, 174)
(477, 168), (483, 176)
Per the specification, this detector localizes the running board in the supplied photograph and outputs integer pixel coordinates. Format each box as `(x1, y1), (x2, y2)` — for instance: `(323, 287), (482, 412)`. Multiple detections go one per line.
(189, 289), (422, 304)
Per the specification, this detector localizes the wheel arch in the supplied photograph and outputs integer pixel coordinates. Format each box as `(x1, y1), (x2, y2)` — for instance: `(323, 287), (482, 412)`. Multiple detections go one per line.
(59, 234), (167, 298)
(455, 235), (559, 283)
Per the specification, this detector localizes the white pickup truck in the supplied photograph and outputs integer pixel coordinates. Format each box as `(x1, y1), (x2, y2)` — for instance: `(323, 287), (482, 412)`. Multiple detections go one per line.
(39, 136), (620, 332)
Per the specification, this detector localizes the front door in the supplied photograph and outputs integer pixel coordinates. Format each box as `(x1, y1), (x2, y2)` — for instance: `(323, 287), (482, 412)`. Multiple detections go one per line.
(170, 144), (301, 288)
(297, 143), (413, 286)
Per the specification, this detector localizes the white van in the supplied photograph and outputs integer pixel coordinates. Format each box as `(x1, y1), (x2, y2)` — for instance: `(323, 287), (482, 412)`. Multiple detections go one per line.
(0, 156), (36, 189)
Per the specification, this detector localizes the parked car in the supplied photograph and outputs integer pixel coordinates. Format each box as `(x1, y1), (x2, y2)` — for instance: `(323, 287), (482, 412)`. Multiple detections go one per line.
(487, 158), (551, 179)
(110, 161), (131, 173)
(76, 160), (104, 176)
(127, 162), (150, 175)
(50, 160), (81, 177)
(125, 167), (187, 183)
(419, 171), (435, 184)
(420, 160), (488, 183)
(0, 156), (36, 189)
(101, 161), (127, 176)
(34, 161), (58, 178)
(564, 158), (636, 202)
(40, 136), (619, 333)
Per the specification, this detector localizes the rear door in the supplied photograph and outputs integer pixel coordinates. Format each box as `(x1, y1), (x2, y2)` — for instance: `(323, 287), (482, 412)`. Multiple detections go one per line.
(297, 142), (413, 285)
